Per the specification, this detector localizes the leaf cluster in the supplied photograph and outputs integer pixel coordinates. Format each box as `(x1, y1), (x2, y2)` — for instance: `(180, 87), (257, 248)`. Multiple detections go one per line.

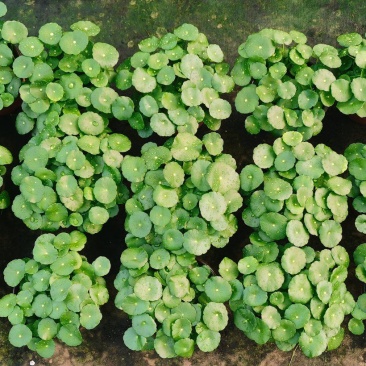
(0, 144), (12, 208)
(116, 131), (242, 356)
(226, 235), (356, 357)
(0, 3), (22, 111)
(11, 18), (121, 134)
(10, 129), (130, 233)
(353, 243), (366, 284)
(0, 231), (110, 358)
(122, 131), (242, 255)
(241, 131), (349, 248)
(234, 29), (366, 139)
(114, 23), (233, 137)
(116, 248), (229, 357)
(345, 143), (366, 235)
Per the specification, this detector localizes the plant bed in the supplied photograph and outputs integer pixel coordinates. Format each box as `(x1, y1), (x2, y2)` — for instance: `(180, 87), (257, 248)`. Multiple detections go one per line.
(0, 2), (365, 365)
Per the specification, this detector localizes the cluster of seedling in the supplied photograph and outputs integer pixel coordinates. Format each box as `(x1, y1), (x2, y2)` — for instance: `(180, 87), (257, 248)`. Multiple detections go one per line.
(234, 29), (366, 138)
(0, 0), (365, 361)
(122, 132), (241, 254)
(0, 231), (111, 358)
(221, 131), (366, 355)
(0, 3), (21, 112)
(0, 5), (134, 233)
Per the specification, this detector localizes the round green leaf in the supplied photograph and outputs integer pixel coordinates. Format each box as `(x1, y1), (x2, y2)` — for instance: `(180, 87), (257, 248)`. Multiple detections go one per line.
(235, 85), (259, 114)
(256, 262), (284, 292)
(58, 324), (82, 346)
(319, 220), (342, 248)
(132, 67), (156, 93)
(92, 256), (111, 276)
(38, 318), (58, 341)
(312, 69), (336, 92)
(299, 330), (327, 357)
(93, 176), (117, 204)
(205, 277), (232, 303)
(9, 324), (32, 347)
(241, 33), (275, 59)
(92, 42), (119, 68)
(2, 21), (28, 44)
(203, 302), (228, 331)
(134, 276), (162, 301)
(80, 304), (102, 330)
(288, 273), (313, 304)
(281, 246), (307, 274)
(59, 30), (88, 55)
(38, 23), (62, 45)
(132, 313), (157, 338)
(19, 36), (44, 57)
(197, 329), (221, 352)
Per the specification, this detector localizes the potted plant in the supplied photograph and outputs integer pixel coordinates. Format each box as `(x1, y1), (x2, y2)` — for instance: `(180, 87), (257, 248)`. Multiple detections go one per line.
(332, 32), (366, 123)
(5, 18), (133, 233)
(10, 118), (131, 233)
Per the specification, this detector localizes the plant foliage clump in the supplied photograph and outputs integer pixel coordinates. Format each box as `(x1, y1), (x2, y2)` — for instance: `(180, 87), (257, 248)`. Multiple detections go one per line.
(225, 236), (355, 357)
(121, 131), (242, 255)
(11, 129), (130, 233)
(240, 131), (348, 248)
(114, 23), (234, 137)
(115, 255), (230, 357)
(116, 131), (241, 356)
(0, 231), (110, 358)
(0, 144), (13, 208)
(0, 3), (23, 112)
(234, 29), (366, 139)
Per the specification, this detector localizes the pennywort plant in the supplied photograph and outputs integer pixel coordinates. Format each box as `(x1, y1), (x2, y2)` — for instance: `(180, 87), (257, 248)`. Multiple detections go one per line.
(333, 32), (366, 117)
(115, 131), (241, 356)
(0, 3), (23, 112)
(353, 243), (366, 284)
(0, 231), (110, 358)
(13, 18), (120, 135)
(233, 29), (329, 139)
(345, 142), (366, 287)
(223, 236), (355, 357)
(114, 23), (233, 137)
(115, 257), (230, 357)
(10, 129), (130, 233)
(347, 292), (366, 336)
(0, 144), (12, 209)
(240, 131), (349, 247)
(233, 29), (366, 137)
(121, 131), (242, 255)
(345, 143), (366, 234)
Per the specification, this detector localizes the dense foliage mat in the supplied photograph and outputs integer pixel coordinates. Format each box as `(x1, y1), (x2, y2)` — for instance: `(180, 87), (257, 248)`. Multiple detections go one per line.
(0, 1), (365, 360)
